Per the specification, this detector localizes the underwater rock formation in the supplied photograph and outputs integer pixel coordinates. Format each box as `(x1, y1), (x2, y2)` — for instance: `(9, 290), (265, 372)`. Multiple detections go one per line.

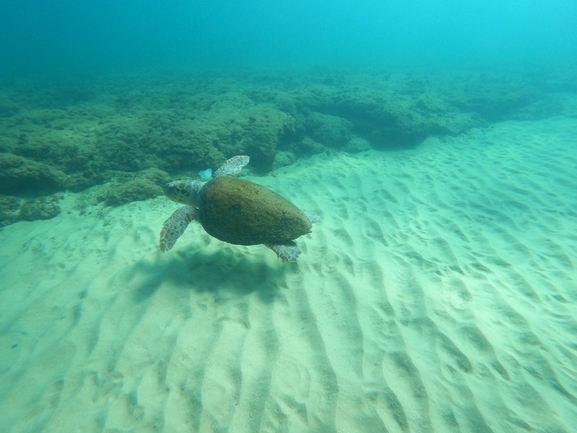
(0, 68), (553, 226)
(0, 153), (67, 195)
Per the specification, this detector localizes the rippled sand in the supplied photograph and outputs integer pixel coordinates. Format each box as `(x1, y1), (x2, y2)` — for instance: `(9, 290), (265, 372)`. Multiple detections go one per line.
(1, 117), (576, 432)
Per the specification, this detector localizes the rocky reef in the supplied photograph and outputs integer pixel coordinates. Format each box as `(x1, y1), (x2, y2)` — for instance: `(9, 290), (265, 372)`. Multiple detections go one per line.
(0, 66), (570, 226)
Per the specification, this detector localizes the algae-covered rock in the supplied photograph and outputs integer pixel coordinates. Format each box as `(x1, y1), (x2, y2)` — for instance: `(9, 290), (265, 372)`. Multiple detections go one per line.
(189, 92), (296, 173)
(66, 171), (108, 193)
(305, 111), (353, 148)
(18, 195), (61, 221)
(105, 168), (169, 206)
(89, 92), (296, 175)
(444, 73), (538, 121)
(292, 137), (326, 155)
(0, 195), (22, 227)
(272, 151), (298, 170)
(344, 136), (371, 153)
(0, 153), (68, 195)
(0, 68), (543, 209)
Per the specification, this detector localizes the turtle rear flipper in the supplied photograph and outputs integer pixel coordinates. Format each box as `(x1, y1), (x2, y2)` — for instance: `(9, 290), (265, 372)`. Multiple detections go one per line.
(303, 211), (322, 224)
(160, 206), (195, 252)
(265, 242), (301, 262)
(214, 155), (250, 178)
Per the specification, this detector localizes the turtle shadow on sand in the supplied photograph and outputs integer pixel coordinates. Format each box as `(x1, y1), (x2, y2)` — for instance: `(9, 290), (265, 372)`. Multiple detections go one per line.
(130, 247), (293, 304)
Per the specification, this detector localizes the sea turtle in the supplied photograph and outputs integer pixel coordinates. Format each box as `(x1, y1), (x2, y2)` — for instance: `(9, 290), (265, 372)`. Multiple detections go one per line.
(159, 155), (321, 261)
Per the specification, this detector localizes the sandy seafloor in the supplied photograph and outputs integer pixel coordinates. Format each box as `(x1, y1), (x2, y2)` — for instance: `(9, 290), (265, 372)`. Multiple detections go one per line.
(1, 116), (576, 433)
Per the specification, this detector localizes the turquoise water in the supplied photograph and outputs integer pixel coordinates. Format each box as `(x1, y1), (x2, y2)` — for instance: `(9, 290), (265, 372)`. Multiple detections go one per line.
(1, 0), (576, 73)
(1, 1), (577, 432)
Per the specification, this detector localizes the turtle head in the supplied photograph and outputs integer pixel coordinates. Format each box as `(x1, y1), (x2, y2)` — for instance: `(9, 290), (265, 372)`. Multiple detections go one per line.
(163, 180), (204, 206)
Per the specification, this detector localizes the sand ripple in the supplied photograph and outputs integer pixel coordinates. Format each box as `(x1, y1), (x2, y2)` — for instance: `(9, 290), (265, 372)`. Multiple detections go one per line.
(1, 117), (577, 432)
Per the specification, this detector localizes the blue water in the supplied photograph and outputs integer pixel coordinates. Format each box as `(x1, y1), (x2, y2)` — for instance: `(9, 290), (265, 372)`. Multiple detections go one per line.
(1, 2), (577, 432)
(1, 0), (576, 74)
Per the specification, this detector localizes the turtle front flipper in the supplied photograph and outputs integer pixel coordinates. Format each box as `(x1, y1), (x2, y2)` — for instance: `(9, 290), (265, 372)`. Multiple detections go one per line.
(265, 242), (302, 262)
(214, 155), (250, 178)
(160, 206), (195, 252)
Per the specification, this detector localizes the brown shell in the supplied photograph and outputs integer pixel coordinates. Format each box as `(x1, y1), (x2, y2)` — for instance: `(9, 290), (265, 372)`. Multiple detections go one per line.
(197, 177), (312, 245)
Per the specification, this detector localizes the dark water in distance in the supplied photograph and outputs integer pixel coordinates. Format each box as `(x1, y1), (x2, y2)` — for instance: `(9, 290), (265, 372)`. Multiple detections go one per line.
(1, 0), (576, 75)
